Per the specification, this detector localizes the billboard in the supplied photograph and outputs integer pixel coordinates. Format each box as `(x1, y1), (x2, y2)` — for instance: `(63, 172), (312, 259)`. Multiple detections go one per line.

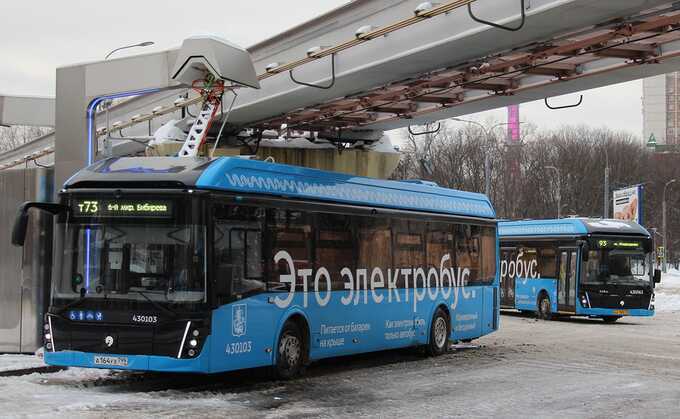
(613, 185), (643, 224)
(507, 104), (520, 143)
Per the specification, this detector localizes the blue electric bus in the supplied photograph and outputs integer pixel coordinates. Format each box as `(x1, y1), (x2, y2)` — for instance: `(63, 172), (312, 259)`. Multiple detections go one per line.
(12, 157), (499, 376)
(498, 218), (660, 322)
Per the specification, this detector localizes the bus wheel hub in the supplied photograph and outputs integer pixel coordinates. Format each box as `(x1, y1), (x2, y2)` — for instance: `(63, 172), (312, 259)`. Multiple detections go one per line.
(281, 335), (301, 365)
(434, 317), (447, 348)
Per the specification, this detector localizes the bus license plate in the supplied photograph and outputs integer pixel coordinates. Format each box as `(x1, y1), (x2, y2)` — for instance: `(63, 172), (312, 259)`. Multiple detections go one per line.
(94, 355), (129, 367)
(612, 310), (629, 315)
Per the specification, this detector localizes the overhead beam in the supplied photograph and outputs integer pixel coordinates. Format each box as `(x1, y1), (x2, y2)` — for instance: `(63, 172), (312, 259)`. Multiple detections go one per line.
(0, 95), (55, 127)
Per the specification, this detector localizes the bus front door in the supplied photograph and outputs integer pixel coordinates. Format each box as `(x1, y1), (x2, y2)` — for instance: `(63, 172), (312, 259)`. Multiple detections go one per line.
(557, 248), (578, 312)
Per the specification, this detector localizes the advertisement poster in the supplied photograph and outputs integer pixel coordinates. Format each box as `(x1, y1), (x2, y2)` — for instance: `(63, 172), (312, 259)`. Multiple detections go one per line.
(613, 185), (643, 224)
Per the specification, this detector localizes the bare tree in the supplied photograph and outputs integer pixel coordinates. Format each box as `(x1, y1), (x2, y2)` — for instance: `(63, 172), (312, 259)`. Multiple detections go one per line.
(396, 122), (680, 263)
(0, 126), (51, 152)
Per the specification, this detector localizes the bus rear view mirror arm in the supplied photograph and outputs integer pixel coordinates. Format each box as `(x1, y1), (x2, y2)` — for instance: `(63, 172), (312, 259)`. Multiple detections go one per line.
(11, 201), (68, 247)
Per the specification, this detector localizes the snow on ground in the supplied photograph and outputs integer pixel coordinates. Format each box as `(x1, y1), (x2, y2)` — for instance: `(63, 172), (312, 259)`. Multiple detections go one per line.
(655, 268), (680, 313)
(0, 354), (44, 373)
(3, 314), (680, 418)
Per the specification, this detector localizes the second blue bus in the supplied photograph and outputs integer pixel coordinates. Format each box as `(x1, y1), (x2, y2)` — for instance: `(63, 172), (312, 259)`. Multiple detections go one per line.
(498, 218), (660, 322)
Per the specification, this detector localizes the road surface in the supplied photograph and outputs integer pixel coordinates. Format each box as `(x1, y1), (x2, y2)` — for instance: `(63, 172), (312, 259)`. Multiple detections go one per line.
(1, 311), (679, 418)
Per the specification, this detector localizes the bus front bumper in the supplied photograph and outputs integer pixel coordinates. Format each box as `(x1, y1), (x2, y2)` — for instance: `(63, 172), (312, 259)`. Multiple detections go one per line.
(577, 307), (655, 317)
(44, 347), (211, 373)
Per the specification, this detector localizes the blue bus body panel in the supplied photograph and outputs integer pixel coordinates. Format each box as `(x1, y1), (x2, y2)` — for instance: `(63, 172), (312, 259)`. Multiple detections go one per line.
(196, 158), (495, 218)
(209, 287), (494, 370)
(45, 285), (498, 374)
(514, 278), (558, 312)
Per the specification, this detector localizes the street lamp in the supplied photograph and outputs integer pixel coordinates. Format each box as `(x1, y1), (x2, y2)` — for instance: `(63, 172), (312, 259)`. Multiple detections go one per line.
(101, 41), (155, 156)
(451, 118), (521, 198)
(663, 179), (677, 273)
(545, 165), (561, 219)
(104, 41), (155, 59)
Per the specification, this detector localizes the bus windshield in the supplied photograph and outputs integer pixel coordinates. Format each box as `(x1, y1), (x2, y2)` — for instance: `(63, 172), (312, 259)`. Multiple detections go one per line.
(53, 221), (206, 304)
(583, 249), (650, 286)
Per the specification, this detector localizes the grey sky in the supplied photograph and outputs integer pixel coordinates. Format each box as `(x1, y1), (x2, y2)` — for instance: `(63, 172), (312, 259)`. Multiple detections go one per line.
(1, 0), (644, 137)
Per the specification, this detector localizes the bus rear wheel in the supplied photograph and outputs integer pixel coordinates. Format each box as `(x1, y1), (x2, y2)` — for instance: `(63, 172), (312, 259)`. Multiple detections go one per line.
(427, 308), (450, 356)
(537, 294), (552, 320)
(275, 321), (305, 379)
(602, 316), (620, 323)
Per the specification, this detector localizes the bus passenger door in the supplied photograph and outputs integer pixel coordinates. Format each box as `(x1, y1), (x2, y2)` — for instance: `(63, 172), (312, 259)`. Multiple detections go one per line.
(500, 248), (516, 308)
(557, 248), (577, 312)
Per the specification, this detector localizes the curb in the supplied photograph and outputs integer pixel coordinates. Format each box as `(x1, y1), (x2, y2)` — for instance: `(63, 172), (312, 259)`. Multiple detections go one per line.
(0, 366), (66, 377)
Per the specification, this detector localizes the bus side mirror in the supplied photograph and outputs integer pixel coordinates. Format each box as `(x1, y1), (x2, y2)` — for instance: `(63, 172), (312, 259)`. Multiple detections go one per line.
(11, 207), (30, 247)
(654, 269), (662, 284)
(11, 201), (68, 247)
(581, 242), (590, 261)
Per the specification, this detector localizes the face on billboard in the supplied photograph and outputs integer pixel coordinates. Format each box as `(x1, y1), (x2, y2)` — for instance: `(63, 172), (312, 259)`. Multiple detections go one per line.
(613, 186), (641, 224)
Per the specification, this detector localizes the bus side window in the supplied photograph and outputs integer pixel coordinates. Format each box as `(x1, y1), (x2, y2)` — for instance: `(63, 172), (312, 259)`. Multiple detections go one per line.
(358, 216), (392, 289)
(538, 246), (557, 278)
(213, 204), (265, 298)
(317, 213), (355, 290)
(426, 222), (452, 271)
(268, 209), (313, 290)
(393, 219), (425, 287)
(480, 226), (496, 283)
(454, 224), (482, 285)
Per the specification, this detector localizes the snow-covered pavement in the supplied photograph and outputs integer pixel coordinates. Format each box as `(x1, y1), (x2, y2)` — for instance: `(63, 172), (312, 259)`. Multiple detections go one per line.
(655, 268), (680, 312)
(2, 312), (680, 418)
(0, 354), (45, 373)
(1, 272), (679, 417)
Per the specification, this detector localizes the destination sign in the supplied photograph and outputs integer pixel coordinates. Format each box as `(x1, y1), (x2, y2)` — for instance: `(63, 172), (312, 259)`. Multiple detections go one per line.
(592, 239), (644, 250)
(72, 199), (173, 218)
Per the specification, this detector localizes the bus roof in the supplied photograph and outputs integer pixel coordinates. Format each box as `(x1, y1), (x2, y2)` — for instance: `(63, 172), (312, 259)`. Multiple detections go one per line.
(498, 218), (650, 238)
(64, 156), (495, 219)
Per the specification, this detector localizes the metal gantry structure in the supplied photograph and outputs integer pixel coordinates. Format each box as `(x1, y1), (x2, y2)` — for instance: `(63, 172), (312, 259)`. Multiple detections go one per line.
(3, 0), (680, 172)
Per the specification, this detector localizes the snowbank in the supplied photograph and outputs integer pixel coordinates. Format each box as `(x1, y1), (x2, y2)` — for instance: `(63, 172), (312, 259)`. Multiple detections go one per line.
(655, 268), (680, 313)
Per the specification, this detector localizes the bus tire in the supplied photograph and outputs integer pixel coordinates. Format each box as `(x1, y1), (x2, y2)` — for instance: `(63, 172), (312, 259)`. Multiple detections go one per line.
(602, 316), (620, 323)
(537, 293), (552, 320)
(427, 308), (450, 356)
(274, 321), (305, 380)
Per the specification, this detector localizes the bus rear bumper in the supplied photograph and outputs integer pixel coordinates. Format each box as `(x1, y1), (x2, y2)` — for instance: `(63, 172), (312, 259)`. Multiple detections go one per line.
(577, 308), (655, 317)
(44, 350), (211, 373)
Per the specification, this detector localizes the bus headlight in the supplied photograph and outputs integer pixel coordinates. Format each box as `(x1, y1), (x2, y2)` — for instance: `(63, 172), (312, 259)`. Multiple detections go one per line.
(177, 322), (206, 359)
(43, 318), (55, 351)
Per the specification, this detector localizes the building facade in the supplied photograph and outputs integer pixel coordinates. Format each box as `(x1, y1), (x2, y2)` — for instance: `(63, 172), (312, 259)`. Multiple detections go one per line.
(643, 73), (680, 147)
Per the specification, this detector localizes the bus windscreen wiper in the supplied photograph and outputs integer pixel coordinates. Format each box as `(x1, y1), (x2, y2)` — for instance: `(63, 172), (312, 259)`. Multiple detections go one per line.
(127, 290), (178, 319)
(57, 288), (88, 315)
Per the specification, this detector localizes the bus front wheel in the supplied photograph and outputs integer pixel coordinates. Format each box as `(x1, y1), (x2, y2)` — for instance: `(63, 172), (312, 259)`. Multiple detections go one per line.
(427, 308), (450, 356)
(537, 294), (552, 320)
(275, 321), (305, 379)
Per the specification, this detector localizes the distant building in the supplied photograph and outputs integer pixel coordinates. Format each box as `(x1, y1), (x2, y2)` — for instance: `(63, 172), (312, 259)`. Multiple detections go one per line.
(643, 73), (680, 147)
